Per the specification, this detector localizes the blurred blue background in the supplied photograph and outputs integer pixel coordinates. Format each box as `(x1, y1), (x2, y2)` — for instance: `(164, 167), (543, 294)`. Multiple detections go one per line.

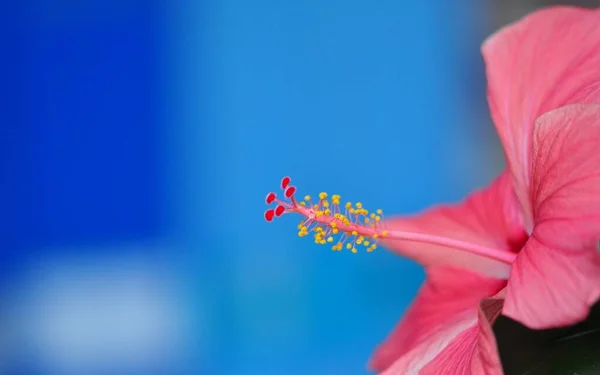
(0, 0), (547, 374)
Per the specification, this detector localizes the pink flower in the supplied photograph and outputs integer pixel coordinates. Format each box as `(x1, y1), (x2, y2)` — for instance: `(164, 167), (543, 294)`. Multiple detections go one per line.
(264, 5), (600, 374)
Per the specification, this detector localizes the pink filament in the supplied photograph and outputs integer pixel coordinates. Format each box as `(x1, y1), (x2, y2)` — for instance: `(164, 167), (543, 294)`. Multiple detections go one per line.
(285, 201), (516, 265)
(384, 230), (517, 265)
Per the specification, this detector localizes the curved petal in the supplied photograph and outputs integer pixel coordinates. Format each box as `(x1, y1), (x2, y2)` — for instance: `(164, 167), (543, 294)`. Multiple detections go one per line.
(370, 266), (505, 374)
(417, 295), (505, 375)
(482, 6), (600, 228)
(382, 172), (527, 279)
(470, 295), (505, 375)
(504, 104), (600, 329)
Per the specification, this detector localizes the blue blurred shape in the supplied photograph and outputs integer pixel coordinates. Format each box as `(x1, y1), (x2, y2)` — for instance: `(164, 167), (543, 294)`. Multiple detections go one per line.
(1, 0), (163, 254)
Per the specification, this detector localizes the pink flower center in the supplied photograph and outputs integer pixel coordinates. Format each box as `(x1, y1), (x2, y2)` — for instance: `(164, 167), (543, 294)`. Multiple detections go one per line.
(264, 176), (517, 265)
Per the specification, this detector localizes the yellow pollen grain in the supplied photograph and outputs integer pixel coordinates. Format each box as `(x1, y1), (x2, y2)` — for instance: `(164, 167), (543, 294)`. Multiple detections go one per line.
(304, 195), (311, 201)
(351, 247), (358, 254)
(376, 209), (383, 214)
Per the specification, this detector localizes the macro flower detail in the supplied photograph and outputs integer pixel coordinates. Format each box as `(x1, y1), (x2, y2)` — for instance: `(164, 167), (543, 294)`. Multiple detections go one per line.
(264, 5), (600, 375)
(480, 5), (600, 331)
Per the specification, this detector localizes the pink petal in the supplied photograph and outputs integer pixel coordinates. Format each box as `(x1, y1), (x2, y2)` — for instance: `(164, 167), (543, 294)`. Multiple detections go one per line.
(471, 295), (505, 375)
(370, 266), (505, 374)
(418, 295), (504, 375)
(382, 172), (526, 279)
(504, 104), (600, 329)
(482, 6), (600, 229)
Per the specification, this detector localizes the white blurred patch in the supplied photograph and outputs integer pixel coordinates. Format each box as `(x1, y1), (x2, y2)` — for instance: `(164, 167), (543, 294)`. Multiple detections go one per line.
(9, 245), (197, 375)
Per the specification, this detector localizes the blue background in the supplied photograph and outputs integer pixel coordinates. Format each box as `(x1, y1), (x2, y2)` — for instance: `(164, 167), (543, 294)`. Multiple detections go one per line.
(1, 1), (504, 374)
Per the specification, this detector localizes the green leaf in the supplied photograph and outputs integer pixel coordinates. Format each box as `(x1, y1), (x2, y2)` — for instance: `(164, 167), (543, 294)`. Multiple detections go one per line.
(494, 302), (600, 375)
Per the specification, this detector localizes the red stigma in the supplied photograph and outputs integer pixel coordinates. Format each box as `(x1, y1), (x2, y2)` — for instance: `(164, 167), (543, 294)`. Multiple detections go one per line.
(275, 205), (285, 217)
(264, 209), (275, 222)
(266, 192), (276, 204)
(281, 176), (291, 189)
(285, 186), (296, 198)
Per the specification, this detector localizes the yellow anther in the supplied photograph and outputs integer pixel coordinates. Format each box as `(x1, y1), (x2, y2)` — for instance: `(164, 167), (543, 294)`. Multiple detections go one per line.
(346, 243), (352, 250)
(351, 247), (358, 254)
(327, 236), (333, 243)
(304, 195), (311, 201)
(356, 202), (363, 209)
(334, 213), (341, 220)
(351, 230), (358, 236)
(365, 218), (370, 223)
(373, 234), (379, 239)
(345, 202), (352, 209)
(364, 241), (370, 246)
(376, 209), (383, 214)
(375, 216), (381, 222)
(349, 208), (355, 214)
(319, 192), (328, 200)
(320, 240), (326, 245)
(332, 228), (339, 234)
(370, 213), (376, 219)
(331, 222), (337, 228)
(300, 201), (306, 206)
(325, 208), (331, 215)
(323, 200), (329, 208)
(382, 231), (388, 237)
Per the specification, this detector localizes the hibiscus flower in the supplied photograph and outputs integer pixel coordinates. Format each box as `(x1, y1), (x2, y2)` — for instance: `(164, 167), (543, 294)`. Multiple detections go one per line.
(264, 5), (600, 374)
